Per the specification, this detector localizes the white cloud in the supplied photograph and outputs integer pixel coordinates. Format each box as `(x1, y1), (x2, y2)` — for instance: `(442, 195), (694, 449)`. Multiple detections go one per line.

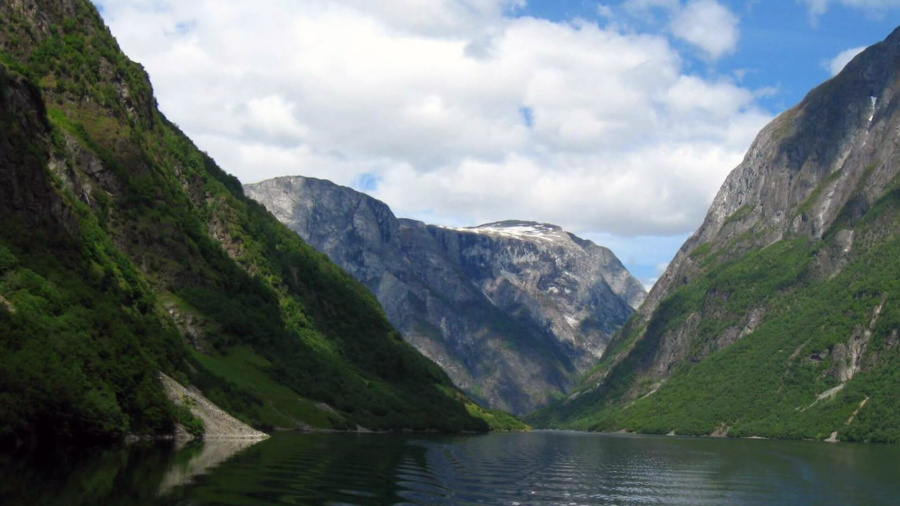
(826, 46), (867, 75)
(596, 4), (615, 19)
(95, 0), (770, 237)
(801, 0), (900, 17)
(670, 0), (740, 60)
(332, 0), (526, 36)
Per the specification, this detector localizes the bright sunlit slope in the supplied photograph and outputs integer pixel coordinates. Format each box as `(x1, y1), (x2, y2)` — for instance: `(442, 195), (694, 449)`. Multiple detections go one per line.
(533, 26), (900, 443)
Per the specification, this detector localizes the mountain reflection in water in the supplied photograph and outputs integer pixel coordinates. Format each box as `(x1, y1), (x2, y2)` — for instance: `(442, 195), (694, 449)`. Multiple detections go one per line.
(3, 431), (900, 505)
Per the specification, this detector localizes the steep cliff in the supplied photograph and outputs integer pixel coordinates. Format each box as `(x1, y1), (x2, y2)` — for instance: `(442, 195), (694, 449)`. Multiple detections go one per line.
(245, 177), (645, 413)
(0, 0), (495, 445)
(534, 26), (900, 442)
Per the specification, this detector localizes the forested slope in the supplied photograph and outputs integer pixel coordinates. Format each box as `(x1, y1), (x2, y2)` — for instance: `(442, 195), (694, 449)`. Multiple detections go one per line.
(0, 0), (512, 445)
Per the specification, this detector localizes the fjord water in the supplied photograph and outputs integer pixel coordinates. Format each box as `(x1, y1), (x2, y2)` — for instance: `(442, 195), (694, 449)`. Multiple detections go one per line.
(3, 432), (900, 505)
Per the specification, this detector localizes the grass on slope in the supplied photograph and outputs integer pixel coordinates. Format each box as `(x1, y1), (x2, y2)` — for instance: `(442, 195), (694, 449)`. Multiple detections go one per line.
(189, 347), (341, 430)
(533, 194), (900, 442)
(0, 0), (499, 443)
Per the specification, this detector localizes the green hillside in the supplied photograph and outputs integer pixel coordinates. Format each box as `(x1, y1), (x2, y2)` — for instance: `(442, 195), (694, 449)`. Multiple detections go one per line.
(534, 219), (900, 442)
(532, 26), (900, 443)
(0, 0), (524, 445)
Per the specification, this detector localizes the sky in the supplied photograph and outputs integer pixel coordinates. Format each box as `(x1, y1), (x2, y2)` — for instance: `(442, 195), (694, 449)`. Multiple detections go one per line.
(93, 0), (900, 289)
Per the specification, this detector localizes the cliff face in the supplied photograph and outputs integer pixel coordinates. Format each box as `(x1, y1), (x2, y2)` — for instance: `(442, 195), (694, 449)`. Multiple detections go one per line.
(534, 26), (900, 443)
(245, 177), (645, 414)
(0, 0), (497, 445)
(642, 27), (900, 324)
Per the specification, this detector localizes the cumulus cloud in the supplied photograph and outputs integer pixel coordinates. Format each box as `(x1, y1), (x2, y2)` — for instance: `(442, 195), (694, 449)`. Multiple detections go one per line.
(801, 0), (900, 17)
(827, 46), (867, 75)
(95, 0), (770, 237)
(670, 0), (740, 60)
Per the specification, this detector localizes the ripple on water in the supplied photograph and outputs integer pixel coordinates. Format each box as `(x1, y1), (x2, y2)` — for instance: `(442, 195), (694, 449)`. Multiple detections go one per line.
(141, 431), (900, 506)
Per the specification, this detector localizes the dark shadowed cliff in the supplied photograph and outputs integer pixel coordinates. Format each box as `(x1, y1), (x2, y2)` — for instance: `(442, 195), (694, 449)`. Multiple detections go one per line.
(0, 0), (512, 445)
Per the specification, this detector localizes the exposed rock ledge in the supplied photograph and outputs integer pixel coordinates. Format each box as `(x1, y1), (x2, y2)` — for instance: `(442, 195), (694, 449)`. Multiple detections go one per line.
(159, 373), (269, 440)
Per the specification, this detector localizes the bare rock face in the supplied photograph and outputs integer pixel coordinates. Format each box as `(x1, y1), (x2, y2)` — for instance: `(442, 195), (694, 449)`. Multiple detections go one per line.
(533, 27), (900, 440)
(628, 25), (900, 382)
(429, 222), (643, 367)
(159, 373), (268, 440)
(245, 177), (645, 414)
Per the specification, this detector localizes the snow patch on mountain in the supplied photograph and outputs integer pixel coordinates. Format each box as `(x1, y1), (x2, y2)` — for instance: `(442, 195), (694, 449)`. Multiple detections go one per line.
(440, 221), (567, 243)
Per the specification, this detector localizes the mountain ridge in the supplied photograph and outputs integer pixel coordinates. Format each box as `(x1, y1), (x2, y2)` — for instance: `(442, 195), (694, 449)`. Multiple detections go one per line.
(532, 25), (900, 443)
(0, 0), (512, 445)
(245, 175), (646, 414)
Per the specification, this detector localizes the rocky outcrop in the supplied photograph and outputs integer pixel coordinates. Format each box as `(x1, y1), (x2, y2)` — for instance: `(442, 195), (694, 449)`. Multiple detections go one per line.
(614, 26), (900, 389)
(645, 27), (900, 322)
(159, 373), (268, 440)
(535, 26), (900, 442)
(429, 222), (642, 368)
(245, 177), (645, 414)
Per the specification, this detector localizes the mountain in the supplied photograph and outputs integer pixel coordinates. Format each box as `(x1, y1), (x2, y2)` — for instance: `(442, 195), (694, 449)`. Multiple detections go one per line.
(0, 0), (515, 445)
(245, 176), (645, 413)
(533, 26), (900, 443)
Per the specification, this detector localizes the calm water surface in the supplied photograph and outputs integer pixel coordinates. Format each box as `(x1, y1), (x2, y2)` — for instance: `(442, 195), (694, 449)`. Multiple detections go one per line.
(3, 431), (899, 505)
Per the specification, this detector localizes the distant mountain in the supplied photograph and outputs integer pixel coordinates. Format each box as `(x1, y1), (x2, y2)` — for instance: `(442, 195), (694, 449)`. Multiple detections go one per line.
(0, 0), (507, 445)
(245, 177), (645, 413)
(533, 26), (900, 443)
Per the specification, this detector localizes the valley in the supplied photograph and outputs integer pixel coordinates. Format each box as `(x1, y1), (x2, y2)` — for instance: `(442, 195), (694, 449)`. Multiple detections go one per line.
(245, 176), (644, 414)
(2, 0), (900, 503)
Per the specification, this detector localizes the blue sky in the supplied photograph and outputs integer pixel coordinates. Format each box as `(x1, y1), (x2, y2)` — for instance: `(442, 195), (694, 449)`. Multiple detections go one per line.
(507, 0), (899, 284)
(517, 0), (898, 108)
(95, 0), (900, 288)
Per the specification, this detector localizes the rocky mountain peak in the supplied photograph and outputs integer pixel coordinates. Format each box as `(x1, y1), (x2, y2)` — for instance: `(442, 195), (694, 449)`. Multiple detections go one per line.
(642, 27), (900, 319)
(246, 176), (646, 414)
(441, 221), (575, 247)
(535, 26), (900, 443)
(470, 221), (564, 236)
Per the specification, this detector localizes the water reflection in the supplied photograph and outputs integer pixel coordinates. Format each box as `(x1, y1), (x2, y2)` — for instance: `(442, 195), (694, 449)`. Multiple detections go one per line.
(154, 431), (900, 505)
(0, 436), (263, 506)
(2, 431), (900, 505)
(0, 442), (174, 505)
(158, 438), (262, 496)
(169, 433), (418, 505)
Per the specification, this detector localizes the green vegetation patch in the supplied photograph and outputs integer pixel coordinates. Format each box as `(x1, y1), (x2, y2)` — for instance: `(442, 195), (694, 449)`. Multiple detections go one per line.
(191, 347), (339, 430)
(0, 0), (496, 446)
(535, 194), (900, 442)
